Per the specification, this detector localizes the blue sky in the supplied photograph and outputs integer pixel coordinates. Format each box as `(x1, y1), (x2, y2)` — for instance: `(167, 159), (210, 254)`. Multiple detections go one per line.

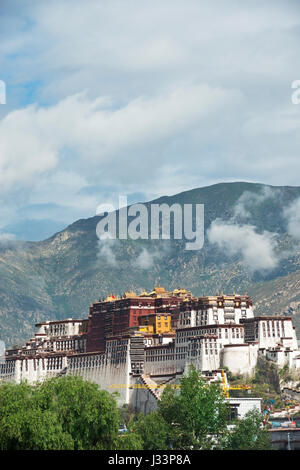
(0, 0), (300, 241)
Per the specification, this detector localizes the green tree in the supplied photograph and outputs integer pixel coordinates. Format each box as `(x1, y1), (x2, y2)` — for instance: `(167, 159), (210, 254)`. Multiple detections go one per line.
(115, 431), (144, 450)
(118, 403), (136, 426)
(221, 409), (273, 450)
(159, 365), (230, 449)
(130, 411), (173, 450)
(0, 381), (73, 450)
(0, 376), (120, 450)
(33, 375), (120, 449)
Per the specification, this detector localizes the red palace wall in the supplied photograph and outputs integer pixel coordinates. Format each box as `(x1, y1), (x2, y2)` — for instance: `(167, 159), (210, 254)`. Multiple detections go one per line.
(86, 296), (183, 353)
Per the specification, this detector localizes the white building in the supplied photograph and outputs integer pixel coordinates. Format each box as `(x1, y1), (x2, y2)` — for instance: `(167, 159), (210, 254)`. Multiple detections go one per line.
(178, 294), (254, 327)
(227, 398), (262, 420)
(1, 293), (300, 417)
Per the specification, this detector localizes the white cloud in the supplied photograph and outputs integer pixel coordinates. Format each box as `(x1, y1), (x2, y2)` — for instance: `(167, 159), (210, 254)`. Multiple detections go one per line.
(207, 187), (280, 273)
(97, 239), (119, 267)
(233, 186), (279, 220)
(0, 232), (16, 243)
(0, 1), (300, 238)
(133, 248), (157, 270)
(207, 220), (278, 273)
(243, 109), (300, 137)
(0, 84), (238, 194)
(284, 197), (300, 240)
(133, 242), (171, 270)
(0, 104), (58, 192)
(4, 1), (299, 97)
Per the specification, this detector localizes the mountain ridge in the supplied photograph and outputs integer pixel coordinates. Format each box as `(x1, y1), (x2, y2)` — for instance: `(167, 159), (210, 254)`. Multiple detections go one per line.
(2, 181), (300, 347)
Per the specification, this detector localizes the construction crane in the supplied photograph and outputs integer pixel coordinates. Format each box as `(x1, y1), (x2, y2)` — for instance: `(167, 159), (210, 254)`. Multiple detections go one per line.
(221, 369), (252, 398)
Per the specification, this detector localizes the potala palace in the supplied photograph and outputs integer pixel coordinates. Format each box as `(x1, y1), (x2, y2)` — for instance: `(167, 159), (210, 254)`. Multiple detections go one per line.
(1, 286), (299, 415)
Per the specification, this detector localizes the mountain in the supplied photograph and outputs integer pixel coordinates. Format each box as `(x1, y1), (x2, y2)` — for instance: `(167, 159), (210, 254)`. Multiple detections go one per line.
(2, 181), (300, 346)
(249, 270), (300, 333)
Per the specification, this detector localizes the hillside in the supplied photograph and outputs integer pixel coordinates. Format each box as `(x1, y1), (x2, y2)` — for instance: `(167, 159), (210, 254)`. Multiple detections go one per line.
(2, 181), (300, 346)
(249, 270), (300, 333)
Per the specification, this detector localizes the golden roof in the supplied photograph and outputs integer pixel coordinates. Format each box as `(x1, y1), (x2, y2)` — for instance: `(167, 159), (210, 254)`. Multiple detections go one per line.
(104, 293), (117, 302)
(154, 286), (168, 293)
(124, 291), (137, 298)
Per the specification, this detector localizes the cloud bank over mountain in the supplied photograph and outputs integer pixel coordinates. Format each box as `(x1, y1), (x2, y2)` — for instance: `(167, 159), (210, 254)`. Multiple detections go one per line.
(208, 221), (278, 273)
(207, 187), (282, 274)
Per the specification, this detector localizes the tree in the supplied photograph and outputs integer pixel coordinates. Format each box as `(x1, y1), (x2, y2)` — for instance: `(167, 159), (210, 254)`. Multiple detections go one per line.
(115, 431), (144, 450)
(118, 403), (136, 426)
(0, 376), (120, 450)
(0, 381), (73, 450)
(158, 365), (230, 449)
(33, 375), (120, 449)
(0, 373), (274, 450)
(221, 409), (273, 450)
(130, 411), (173, 450)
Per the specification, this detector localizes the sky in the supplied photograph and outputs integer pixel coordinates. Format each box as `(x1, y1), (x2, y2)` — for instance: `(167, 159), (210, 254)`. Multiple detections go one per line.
(0, 0), (300, 241)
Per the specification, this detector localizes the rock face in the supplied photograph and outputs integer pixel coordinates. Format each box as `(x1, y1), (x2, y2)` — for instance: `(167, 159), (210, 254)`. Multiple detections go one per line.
(249, 271), (300, 336)
(2, 181), (300, 346)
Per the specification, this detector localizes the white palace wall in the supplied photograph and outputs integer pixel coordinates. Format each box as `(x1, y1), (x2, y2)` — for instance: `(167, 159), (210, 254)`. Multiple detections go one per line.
(221, 343), (259, 375)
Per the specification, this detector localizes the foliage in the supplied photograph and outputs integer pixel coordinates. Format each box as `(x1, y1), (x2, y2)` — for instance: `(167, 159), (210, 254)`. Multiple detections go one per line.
(0, 381), (73, 450)
(0, 376), (120, 450)
(158, 365), (230, 449)
(252, 358), (280, 393)
(130, 411), (173, 450)
(0, 370), (276, 451)
(115, 431), (144, 450)
(238, 358), (300, 409)
(221, 366), (242, 383)
(220, 410), (273, 450)
(118, 403), (136, 426)
(278, 364), (294, 384)
(33, 375), (120, 449)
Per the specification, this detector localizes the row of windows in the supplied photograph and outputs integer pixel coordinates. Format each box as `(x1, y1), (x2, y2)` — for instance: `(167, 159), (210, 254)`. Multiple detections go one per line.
(109, 351), (127, 359)
(55, 339), (86, 351)
(107, 340), (128, 347)
(262, 321), (285, 336)
(108, 345), (127, 352)
(0, 362), (15, 373)
(46, 325), (67, 336)
(177, 328), (217, 338)
(19, 357), (64, 371)
(146, 348), (174, 356)
(69, 355), (105, 369)
(147, 355), (174, 362)
(192, 350), (218, 356)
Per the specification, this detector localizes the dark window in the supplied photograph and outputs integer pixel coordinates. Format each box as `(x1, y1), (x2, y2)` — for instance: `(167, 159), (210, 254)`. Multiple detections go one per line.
(230, 406), (239, 420)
